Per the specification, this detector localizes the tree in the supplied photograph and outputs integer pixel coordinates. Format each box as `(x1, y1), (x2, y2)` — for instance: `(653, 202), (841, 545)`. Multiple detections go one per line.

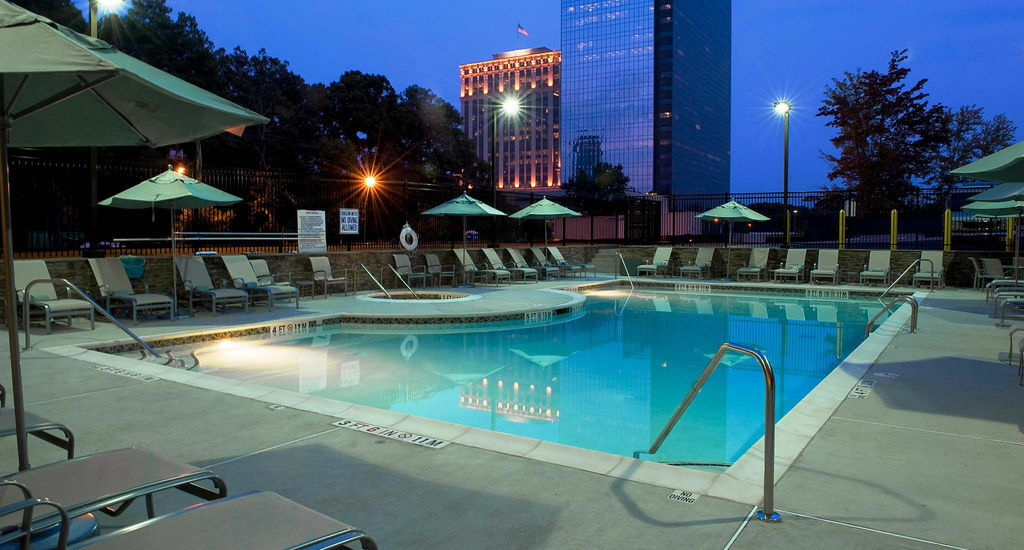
(817, 49), (949, 212)
(11, 0), (87, 31)
(927, 105), (1017, 195)
(563, 162), (630, 213)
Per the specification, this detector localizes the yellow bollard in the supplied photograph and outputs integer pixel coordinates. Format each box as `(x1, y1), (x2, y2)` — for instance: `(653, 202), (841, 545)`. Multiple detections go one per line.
(943, 209), (952, 251)
(890, 209), (898, 250)
(1007, 217), (1015, 253)
(838, 210), (846, 250)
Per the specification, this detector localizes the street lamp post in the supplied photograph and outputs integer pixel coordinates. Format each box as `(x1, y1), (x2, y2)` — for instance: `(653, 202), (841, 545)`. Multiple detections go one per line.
(490, 95), (520, 246)
(773, 101), (791, 246)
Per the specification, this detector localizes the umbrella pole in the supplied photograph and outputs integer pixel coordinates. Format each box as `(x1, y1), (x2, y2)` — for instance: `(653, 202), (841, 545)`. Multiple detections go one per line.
(0, 106), (30, 471)
(170, 203), (177, 318)
(726, 221), (733, 280)
(462, 216), (469, 287)
(1016, 212), (1020, 286)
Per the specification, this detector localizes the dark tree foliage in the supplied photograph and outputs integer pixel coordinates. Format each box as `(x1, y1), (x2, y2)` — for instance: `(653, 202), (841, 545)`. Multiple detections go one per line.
(927, 105), (1017, 195)
(817, 50), (949, 212)
(563, 162), (631, 213)
(10, 0), (86, 32)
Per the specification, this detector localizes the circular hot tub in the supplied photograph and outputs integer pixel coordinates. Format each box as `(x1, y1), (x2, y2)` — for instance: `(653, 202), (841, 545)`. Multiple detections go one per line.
(357, 291), (479, 303)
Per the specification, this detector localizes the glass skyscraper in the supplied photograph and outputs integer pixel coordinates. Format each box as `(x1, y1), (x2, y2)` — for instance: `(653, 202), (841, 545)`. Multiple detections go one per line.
(561, 1), (730, 195)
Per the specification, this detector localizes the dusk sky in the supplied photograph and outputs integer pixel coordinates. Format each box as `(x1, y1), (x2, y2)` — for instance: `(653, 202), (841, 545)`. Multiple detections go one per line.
(92, 1), (1024, 193)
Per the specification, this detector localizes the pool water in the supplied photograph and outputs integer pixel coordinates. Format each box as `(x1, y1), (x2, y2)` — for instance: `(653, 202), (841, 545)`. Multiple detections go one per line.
(193, 290), (886, 464)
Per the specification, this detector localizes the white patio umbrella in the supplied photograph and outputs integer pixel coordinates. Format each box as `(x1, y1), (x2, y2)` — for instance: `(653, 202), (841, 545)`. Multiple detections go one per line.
(696, 201), (770, 279)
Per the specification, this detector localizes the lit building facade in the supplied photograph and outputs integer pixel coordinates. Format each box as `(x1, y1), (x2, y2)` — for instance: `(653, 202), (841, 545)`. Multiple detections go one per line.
(561, 1), (731, 195)
(460, 47), (561, 190)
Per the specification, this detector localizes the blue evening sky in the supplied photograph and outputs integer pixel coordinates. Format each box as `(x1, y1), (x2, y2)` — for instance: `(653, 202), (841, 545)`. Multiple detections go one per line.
(92, 1), (1024, 193)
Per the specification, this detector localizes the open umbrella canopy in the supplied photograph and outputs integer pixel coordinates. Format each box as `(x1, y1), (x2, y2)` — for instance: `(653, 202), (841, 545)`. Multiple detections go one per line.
(962, 200), (1024, 217)
(696, 201), (770, 222)
(951, 139), (1024, 184)
(99, 167), (242, 209)
(0, 2), (268, 147)
(422, 192), (506, 217)
(509, 197), (581, 220)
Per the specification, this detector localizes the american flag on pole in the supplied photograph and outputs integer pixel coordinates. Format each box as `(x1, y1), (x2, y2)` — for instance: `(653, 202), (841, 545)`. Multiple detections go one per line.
(517, 23), (529, 37)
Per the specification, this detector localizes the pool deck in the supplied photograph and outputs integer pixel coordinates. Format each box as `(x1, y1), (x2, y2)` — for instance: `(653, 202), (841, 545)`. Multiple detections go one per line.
(1, 277), (1021, 548)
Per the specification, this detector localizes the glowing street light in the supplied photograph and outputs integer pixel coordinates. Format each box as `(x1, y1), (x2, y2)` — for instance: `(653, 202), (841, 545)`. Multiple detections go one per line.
(773, 100), (792, 245)
(490, 95), (522, 245)
(175, 165), (186, 175)
(363, 175), (377, 188)
(501, 96), (522, 117)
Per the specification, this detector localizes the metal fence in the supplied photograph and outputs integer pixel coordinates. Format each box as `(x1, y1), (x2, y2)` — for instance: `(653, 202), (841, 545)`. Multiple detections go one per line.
(5, 156), (1005, 257)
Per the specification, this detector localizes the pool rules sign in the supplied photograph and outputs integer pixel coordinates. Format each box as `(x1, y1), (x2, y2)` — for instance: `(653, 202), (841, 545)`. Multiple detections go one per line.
(297, 209), (327, 253)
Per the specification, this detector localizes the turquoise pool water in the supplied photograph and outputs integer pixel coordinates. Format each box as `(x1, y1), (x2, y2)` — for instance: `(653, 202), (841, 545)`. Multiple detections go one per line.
(193, 290), (885, 464)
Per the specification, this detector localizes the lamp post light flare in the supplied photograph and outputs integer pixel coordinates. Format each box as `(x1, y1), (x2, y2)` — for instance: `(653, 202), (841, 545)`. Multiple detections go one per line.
(363, 175), (377, 188)
(773, 101), (792, 246)
(490, 94), (522, 246)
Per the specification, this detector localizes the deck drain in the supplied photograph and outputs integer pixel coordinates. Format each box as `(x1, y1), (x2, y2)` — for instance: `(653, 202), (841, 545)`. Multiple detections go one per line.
(266, 404), (285, 411)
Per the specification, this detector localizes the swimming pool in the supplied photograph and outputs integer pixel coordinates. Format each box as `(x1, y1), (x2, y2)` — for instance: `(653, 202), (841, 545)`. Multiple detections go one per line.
(189, 289), (886, 465)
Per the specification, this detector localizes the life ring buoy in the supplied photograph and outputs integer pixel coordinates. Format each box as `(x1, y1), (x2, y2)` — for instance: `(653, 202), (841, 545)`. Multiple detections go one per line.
(400, 224), (419, 251)
(400, 334), (419, 360)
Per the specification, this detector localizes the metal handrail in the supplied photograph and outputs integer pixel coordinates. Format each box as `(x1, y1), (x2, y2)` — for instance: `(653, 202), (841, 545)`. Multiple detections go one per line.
(360, 264), (392, 298)
(387, 265), (421, 299)
(616, 252), (634, 290)
(22, 278), (173, 364)
(633, 342), (780, 523)
(865, 295), (919, 338)
(879, 259), (934, 303)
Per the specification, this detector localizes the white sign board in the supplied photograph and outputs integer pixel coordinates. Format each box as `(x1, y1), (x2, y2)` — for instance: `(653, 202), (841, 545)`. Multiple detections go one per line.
(339, 208), (360, 235)
(297, 209), (327, 253)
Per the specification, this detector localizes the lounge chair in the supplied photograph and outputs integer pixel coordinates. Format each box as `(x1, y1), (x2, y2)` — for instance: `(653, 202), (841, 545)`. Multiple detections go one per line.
(14, 260), (94, 334)
(913, 250), (944, 288)
(87, 258), (174, 323)
(222, 255), (299, 310)
(483, 248), (537, 283)
(507, 248), (555, 281)
(454, 249), (510, 285)
(736, 248), (771, 281)
(637, 247), (672, 277)
(0, 447), (226, 540)
(529, 247), (563, 278)
(174, 256), (248, 314)
(249, 259), (292, 287)
(0, 383), (74, 460)
(393, 254), (429, 288)
(859, 250), (891, 285)
(779, 301), (806, 321)
(424, 253), (456, 286)
(69, 491), (378, 549)
(773, 249), (807, 283)
(809, 249), (840, 284)
(811, 303), (838, 323)
(548, 246), (594, 277)
(310, 256), (349, 296)
(679, 247), (714, 279)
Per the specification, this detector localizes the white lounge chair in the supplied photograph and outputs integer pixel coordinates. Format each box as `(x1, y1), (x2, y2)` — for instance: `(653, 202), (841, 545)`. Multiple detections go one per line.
(393, 254), (429, 288)
(508, 248), (556, 280)
(637, 247), (672, 277)
(809, 249), (840, 284)
(87, 258), (173, 323)
(859, 250), (891, 285)
(736, 248), (771, 281)
(222, 255), (299, 309)
(454, 249), (510, 285)
(310, 256), (349, 296)
(483, 248), (537, 282)
(547, 246), (592, 277)
(912, 251), (943, 288)
(13, 260), (94, 333)
(174, 256), (248, 314)
(679, 247), (714, 279)
(530, 247), (564, 278)
(773, 249), (807, 283)
(249, 259), (292, 287)
(424, 253), (455, 286)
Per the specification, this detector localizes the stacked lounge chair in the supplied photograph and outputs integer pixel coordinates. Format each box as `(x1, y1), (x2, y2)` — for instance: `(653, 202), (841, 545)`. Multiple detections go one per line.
(174, 256), (249, 314)
(773, 249), (807, 283)
(548, 246), (594, 277)
(679, 247), (714, 279)
(454, 249), (510, 285)
(859, 250), (891, 285)
(913, 250), (944, 288)
(736, 248), (770, 281)
(508, 248), (556, 280)
(393, 254), (429, 288)
(424, 253), (456, 286)
(13, 260), (94, 333)
(637, 247), (672, 277)
(222, 255), (299, 310)
(310, 256), (349, 296)
(809, 249), (840, 284)
(482, 248), (537, 283)
(87, 258), (174, 323)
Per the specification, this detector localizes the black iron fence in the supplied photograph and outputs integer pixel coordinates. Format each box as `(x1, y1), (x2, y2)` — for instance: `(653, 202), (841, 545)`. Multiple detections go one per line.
(5, 157), (1006, 257)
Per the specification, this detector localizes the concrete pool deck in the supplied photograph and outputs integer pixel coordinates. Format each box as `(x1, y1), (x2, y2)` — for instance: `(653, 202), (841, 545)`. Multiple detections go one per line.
(0, 280), (1020, 548)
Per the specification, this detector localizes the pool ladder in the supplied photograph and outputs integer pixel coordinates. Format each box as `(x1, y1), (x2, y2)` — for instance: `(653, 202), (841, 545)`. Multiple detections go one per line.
(633, 342), (780, 523)
(864, 295), (919, 338)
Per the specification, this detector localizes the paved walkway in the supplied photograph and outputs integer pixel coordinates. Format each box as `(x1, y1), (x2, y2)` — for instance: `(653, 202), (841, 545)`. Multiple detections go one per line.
(0, 285), (1020, 548)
